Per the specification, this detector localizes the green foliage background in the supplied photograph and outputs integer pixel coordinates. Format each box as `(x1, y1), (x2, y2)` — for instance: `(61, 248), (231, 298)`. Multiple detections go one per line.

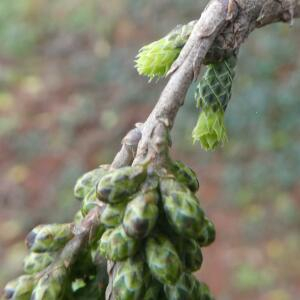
(0, 1), (299, 299)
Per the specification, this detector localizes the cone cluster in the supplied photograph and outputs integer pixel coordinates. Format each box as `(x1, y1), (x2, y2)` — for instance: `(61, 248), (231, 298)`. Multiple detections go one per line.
(3, 166), (110, 300)
(193, 56), (237, 150)
(3, 162), (216, 300)
(95, 160), (216, 299)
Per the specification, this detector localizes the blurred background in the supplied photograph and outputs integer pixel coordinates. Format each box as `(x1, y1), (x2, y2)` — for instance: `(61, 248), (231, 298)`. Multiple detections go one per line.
(0, 0), (299, 299)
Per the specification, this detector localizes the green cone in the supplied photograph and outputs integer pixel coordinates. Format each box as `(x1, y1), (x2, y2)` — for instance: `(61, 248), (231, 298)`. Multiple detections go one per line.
(31, 264), (68, 300)
(26, 224), (73, 253)
(195, 281), (215, 300)
(171, 160), (199, 192)
(23, 252), (56, 275)
(144, 279), (162, 300)
(101, 202), (127, 228)
(123, 191), (159, 239)
(145, 234), (181, 285)
(135, 21), (196, 79)
(96, 166), (146, 204)
(113, 256), (146, 300)
(164, 273), (199, 300)
(81, 189), (100, 216)
(198, 217), (216, 247)
(73, 210), (84, 224)
(98, 225), (139, 261)
(74, 166), (109, 201)
(160, 178), (205, 239)
(175, 238), (203, 272)
(4, 275), (36, 300)
(193, 56), (237, 151)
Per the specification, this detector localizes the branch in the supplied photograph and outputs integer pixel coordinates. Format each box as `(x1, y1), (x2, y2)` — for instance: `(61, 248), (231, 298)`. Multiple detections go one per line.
(38, 1), (299, 299)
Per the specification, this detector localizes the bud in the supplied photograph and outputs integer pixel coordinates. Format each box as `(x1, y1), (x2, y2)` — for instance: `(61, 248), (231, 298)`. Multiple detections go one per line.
(24, 252), (56, 275)
(31, 264), (68, 300)
(73, 210), (84, 225)
(192, 107), (227, 151)
(145, 234), (181, 285)
(4, 275), (36, 300)
(98, 225), (139, 261)
(170, 160), (199, 192)
(195, 281), (215, 300)
(175, 238), (203, 272)
(101, 202), (127, 228)
(164, 273), (199, 300)
(135, 21), (196, 79)
(123, 191), (159, 239)
(193, 56), (237, 151)
(74, 166), (109, 201)
(113, 256), (146, 300)
(198, 217), (216, 247)
(81, 189), (100, 216)
(160, 178), (205, 239)
(26, 224), (74, 253)
(96, 166), (146, 204)
(144, 279), (162, 300)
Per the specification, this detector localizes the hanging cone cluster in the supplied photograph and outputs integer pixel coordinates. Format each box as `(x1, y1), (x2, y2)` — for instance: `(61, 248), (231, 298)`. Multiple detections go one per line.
(193, 55), (237, 150)
(95, 160), (216, 299)
(3, 166), (111, 300)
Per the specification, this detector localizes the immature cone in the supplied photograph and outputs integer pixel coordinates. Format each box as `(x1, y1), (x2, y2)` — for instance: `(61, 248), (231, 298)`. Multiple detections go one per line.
(145, 234), (181, 285)
(101, 202), (127, 228)
(81, 189), (100, 216)
(74, 166), (109, 201)
(164, 273), (199, 300)
(195, 281), (215, 300)
(23, 252), (56, 275)
(96, 166), (146, 204)
(170, 160), (199, 192)
(123, 191), (159, 239)
(175, 238), (203, 272)
(160, 178), (205, 239)
(193, 56), (237, 150)
(135, 21), (196, 79)
(31, 264), (68, 300)
(4, 275), (36, 300)
(144, 279), (162, 300)
(198, 217), (216, 247)
(26, 224), (74, 253)
(113, 256), (146, 300)
(98, 225), (139, 261)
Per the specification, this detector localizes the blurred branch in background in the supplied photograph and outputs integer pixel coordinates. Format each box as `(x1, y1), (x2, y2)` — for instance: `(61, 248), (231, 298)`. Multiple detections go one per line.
(0, 1), (299, 299)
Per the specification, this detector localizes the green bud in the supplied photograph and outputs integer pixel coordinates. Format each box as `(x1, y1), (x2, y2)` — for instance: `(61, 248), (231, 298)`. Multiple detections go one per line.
(4, 275), (36, 300)
(24, 253), (56, 275)
(98, 225), (139, 261)
(195, 281), (215, 300)
(81, 189), (100, 216)
(123, 191), (159, 239)
(170, 160), (199, 192)
(101, 202), (127, 228)
(198, 217), (216, 247)
(144, 279), (162, 300)
(74, 166), (109, 201)
(135, 21), (196, 79)
(145, 234), (181, 285)
(97, 166), (146, 204)
(26, 224), (74, 253)
(113, 256), (146, 300)
(193, 56), (237, 151)
(73, 210), (84, 225)
(174, 238), (203, 272)
(31, 264), (68, 300)
(192, 106), (227, 151)
(160, 178), (205, 239)
(164, 273), (199, 300)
